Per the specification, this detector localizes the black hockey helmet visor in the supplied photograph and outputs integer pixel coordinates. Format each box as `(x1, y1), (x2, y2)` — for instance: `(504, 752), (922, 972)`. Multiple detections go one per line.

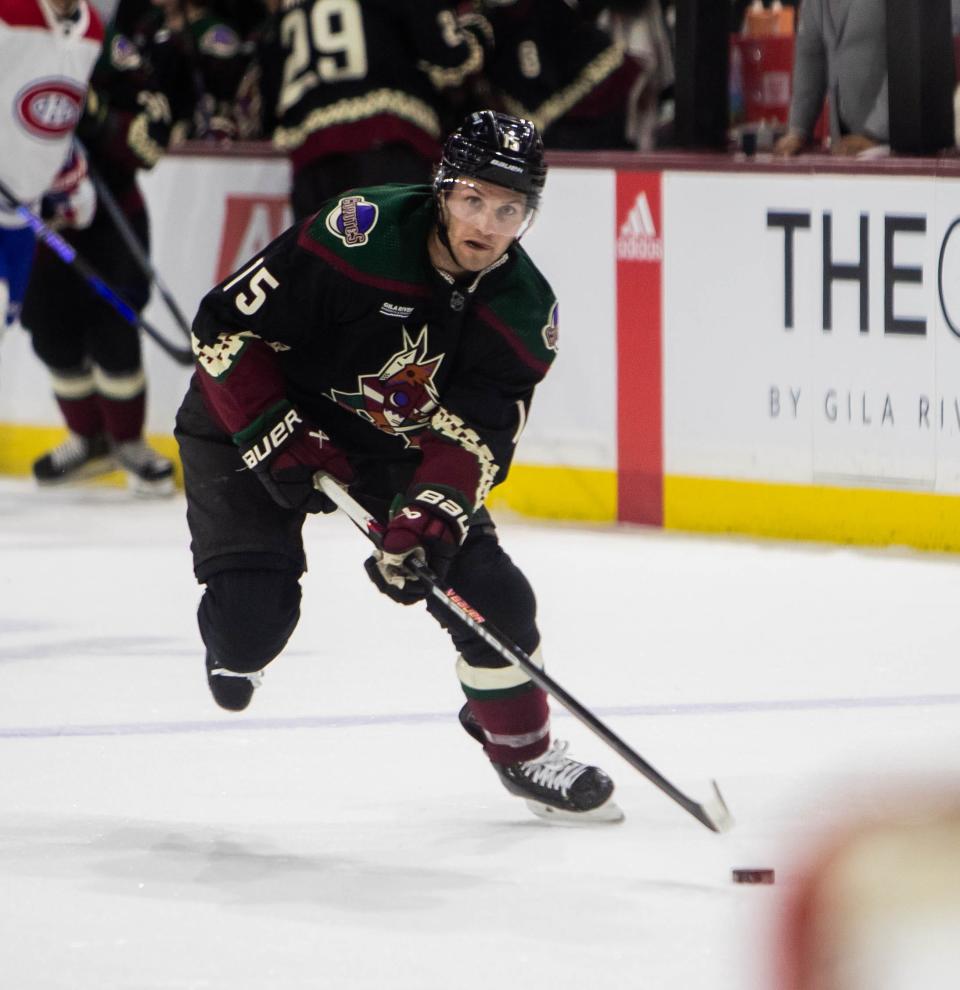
(435, 111), (547, 239)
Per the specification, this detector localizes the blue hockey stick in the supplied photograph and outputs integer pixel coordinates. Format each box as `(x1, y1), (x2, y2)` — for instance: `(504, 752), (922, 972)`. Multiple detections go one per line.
(0, 177), (192, 366)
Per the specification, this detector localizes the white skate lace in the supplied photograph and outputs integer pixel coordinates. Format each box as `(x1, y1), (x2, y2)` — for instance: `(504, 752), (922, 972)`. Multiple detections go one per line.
(50, 433), (93, 469)
(115, 439), (169, 471)
(519, 740), (588, 796)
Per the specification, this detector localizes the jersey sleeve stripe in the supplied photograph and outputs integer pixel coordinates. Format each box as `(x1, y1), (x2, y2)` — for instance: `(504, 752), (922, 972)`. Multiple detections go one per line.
(295, 224), (432, 299)
(475, 303), (551, 377)
(0, 0), (46, 28)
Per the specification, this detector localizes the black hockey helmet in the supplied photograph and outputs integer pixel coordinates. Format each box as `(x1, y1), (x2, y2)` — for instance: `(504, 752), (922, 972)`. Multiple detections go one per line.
(435, 111), (547, 219)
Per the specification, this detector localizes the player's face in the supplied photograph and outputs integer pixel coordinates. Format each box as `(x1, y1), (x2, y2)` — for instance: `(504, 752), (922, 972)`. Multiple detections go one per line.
(442, 179), (529, 271)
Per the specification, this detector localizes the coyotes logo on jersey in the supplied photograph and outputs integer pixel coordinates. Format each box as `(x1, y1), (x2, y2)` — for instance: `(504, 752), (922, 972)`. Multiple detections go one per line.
(328, 326), (444, 443)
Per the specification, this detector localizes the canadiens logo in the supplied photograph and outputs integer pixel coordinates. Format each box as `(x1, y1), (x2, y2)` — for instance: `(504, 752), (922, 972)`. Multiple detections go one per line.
(16, 78), (85, 139)
(326, 195), (379, 247)
(542, 300), (559, 353)
(328, 326), (444, 443)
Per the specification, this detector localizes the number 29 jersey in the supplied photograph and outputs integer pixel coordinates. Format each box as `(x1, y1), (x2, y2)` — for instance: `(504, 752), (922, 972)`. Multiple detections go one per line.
(260, 0), (487, 171)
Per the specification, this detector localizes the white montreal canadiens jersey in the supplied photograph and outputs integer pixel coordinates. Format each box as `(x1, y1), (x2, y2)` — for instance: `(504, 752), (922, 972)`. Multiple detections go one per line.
(0, 0), (103, 228)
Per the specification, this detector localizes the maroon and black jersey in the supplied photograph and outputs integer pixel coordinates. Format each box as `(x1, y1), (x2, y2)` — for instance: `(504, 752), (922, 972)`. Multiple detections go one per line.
(258, 0), (488, 171)
(480, 0), (641, 149)
(131, 9), (249, 141)
(191, 184), (559, 521)
(75, 20), (175, 212)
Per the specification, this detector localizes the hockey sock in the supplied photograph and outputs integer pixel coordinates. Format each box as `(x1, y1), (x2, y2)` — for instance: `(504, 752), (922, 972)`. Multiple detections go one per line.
(94, 366), (146, 442)
(457, 649), (550, 764)
(50, 366), (103, 437)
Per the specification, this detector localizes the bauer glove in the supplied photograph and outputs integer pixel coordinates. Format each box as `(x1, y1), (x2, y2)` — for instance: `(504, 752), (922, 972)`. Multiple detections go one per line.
(364, 492), (467, 605)
(238, 400), (353, 513)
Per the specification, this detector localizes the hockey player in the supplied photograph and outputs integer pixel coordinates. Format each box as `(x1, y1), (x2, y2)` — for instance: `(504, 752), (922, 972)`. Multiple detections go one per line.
(139, 0), (249, 142)
(479, 0), (644, 150)
(254, 0), (492, 219)
(175, 110), (622, 823)
(0, 0), (103, 329)
(20, 2), (176, 493)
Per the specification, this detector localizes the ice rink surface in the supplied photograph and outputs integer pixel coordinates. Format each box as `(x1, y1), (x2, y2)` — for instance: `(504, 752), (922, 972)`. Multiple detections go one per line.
(1, 476), (958, 989)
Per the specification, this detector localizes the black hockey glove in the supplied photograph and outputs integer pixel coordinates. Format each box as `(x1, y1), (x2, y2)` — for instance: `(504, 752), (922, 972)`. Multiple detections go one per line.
(238, 400), (354, 513)
(364, 493), (466, 605)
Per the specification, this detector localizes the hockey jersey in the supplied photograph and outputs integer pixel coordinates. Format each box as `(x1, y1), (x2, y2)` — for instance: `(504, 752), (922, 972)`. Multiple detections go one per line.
(0, 0), (103, 227)
(480, 0), (639, 148)
(190, 184), (559, 519)
(260, 0), (488, 169)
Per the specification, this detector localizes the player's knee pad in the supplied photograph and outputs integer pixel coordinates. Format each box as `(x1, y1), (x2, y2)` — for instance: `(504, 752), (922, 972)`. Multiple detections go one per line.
(429, 533), (539, 668)
(198, 568), (302, 674)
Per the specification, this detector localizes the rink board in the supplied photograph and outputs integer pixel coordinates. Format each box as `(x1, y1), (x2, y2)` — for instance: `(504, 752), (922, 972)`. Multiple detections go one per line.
(4, 151), (960, 548)
(658, 167), (960, 549)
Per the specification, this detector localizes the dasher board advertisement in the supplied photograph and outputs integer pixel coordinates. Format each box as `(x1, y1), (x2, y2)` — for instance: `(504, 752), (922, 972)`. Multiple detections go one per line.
(663, 170), (960, 495)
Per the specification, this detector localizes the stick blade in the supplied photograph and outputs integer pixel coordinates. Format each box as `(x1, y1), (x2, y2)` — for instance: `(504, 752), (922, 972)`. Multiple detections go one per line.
(700, 780), (735, 833)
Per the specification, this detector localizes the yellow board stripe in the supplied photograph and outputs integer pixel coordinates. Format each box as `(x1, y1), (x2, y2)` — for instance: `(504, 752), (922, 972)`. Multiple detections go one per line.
(486, 463), (616, 522)
(665, 475), (960, 553)
(0, 422), (183, 487)
(8, 419), (956, 554)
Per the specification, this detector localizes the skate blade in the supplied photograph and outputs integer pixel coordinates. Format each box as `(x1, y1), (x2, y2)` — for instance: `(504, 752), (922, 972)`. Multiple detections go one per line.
(35, 457), (117, 486)
(126, 473), (176, 498)
(524, 797), (625, 824)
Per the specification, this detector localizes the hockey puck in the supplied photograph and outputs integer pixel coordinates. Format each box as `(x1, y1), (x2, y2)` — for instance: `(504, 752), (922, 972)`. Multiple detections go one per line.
(732, 868), (775, 884)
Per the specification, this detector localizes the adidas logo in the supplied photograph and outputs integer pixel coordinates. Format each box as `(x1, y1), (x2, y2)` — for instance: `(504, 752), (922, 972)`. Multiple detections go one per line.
(617, 192), (663, 262)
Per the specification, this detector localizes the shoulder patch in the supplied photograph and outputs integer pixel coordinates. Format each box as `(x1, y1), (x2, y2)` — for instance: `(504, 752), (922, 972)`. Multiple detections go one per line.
(110, 33), (142, 71)
(199, 24), (239, 58)
(541, 300), (559, 353)
(325, 194), (379, 248)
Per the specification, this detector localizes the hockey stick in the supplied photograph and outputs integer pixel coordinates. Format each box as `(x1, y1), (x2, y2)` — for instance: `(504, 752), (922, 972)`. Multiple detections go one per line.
(315, 473), (734, 834)
(77, 142), (192, 341)
(0, 177), (193, 366)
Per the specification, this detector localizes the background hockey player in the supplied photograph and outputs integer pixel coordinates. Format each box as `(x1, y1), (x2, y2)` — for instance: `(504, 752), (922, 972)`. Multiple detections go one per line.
(175, 110), (622, 823)
(137, 0), (249, 142)
(20, 0), (177, 493)
(0, 0), (103, 333)
(477, 0), (644, 150)
(251, 0), (492, 219)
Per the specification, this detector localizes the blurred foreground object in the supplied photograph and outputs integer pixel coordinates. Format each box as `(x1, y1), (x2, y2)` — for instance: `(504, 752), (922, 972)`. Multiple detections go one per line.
(779, 796), (960, 989)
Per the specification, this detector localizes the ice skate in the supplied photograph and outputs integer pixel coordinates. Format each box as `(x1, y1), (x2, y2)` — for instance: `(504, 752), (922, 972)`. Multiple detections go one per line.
(114, 439), (175, 497)
(33, 432), (116, 485)
(493, 739), (624, 823)
(205, 652), (263, 712)
(458, 702), (623, 822)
